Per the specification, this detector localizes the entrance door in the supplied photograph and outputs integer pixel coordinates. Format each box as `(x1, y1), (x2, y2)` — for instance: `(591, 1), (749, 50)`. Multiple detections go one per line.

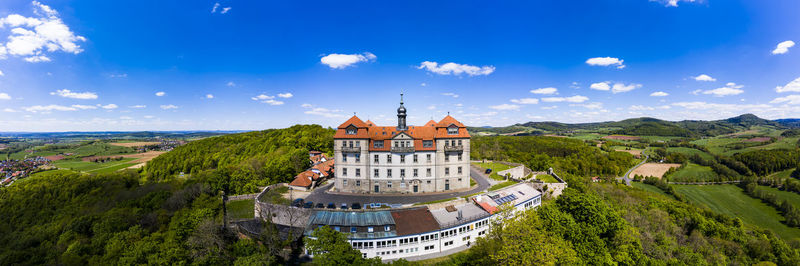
(445, 183), (450, 190)
(374, 185), (379, 193)
(413, 185), (418, 193)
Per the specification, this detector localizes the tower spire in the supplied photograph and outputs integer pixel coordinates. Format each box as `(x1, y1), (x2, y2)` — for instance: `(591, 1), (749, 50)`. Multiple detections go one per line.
(397, 93), (408, 131)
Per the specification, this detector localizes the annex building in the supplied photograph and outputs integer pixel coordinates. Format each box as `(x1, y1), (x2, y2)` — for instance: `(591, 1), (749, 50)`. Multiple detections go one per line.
(333, 95), (471, 194)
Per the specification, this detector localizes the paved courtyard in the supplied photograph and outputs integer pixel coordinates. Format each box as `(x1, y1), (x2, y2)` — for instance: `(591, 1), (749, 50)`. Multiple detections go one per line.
(303, 166), (494, 205)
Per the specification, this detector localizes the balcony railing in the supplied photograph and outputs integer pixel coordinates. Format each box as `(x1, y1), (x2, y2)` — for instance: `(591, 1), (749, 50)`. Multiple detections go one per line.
(341, 146), (361, 153)
(444, 145), (463, 152)
(391, 146), (415, 153)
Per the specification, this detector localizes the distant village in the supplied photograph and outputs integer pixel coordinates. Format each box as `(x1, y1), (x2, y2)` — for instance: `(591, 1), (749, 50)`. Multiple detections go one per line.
(1, 157), (52, 187)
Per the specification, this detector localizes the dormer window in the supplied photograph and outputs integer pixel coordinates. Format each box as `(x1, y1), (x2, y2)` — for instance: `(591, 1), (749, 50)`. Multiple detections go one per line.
(346, 126), (357, 135)
(447, 125), (458, 135)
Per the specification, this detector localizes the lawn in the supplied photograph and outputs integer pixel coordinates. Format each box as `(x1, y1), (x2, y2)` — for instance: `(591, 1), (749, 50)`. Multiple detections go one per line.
(666, 147), (714, 161)
(54, 158), (138, 173)
(674, 184), (800, 240)
(534, 173), (559, 183)
(472, 162), (514, 181)
(631, 182), (671, 198)
(227, 199), (255, 219)
(667, 163), (717, 182)
(488, 181), (517, 191)
(258, 186), (290, 205)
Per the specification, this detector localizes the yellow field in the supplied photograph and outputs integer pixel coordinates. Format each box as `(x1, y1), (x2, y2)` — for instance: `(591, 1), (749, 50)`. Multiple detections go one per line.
(631, 163), (682, 178)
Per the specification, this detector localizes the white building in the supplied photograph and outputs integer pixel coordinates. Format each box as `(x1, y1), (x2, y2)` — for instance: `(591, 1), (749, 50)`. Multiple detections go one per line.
(333, 95), (471, 194)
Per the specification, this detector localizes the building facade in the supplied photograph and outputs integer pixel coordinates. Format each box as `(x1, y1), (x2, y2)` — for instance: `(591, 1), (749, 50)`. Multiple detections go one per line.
(333, 96), (471, 194)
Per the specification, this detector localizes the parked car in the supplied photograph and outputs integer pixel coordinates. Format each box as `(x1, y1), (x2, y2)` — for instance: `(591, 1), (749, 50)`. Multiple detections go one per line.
(292, 198), (304, 207)
(485, 168), (492, 174)
(327, 202), (336, 209)
(303, 202), (313, 208)
(316, 203), (325, 208)
(340, 203), (348, 210)
(351, 203), (362, 209)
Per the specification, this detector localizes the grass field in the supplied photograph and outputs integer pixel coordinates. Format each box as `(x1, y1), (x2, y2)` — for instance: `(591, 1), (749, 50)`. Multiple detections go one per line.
(757, 186), (800, 207)
(472, 162), (513, 181)
(666, 147), (714, 161)
(673, 185), (800, 240)
(722, 137), (800, 156)
(488, 180), (516, 191)
(767, 168), (796, 180)
(534, 173), (559, 183)
(667, 163), (717, 182)
(9, 142), (135, 160)
(227, 199), (255, 219)
(631, 182), (671, 198)
(689, 138), (741, 155)
(54, 158), (138, 174)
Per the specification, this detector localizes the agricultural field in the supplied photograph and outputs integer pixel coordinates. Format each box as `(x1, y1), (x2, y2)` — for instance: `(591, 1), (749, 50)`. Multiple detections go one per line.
(674, 184), (800, 240)
(665, 147), (714, 161)
(721, 136), (799, 156)
(109, 141), (161, 147)
(630, 163), (681, 178)
(8, 142), (135, 160)
(766, 168), (796, 179)
(667, 163), (717, 182)
(54, 158), (139, 174)
(757, 186), (800, 207)
(689, 137), (743, 155)
(472, 162), (514, 181)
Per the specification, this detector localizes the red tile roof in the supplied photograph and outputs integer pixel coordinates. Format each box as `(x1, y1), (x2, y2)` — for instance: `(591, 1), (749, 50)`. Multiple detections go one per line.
(289, 174), (313, 187)
(337, 115), (368, 129)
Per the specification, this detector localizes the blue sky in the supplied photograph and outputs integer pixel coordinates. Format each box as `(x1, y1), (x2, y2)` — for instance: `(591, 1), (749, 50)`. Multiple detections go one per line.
(1, 0), (799, 131)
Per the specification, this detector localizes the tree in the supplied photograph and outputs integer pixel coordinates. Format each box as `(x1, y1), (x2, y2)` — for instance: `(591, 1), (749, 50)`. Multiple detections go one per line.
(305, 226), (381, 266)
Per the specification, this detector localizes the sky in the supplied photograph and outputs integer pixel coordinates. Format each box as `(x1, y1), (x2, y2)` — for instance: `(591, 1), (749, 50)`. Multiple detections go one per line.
(0, 0), (799, 131)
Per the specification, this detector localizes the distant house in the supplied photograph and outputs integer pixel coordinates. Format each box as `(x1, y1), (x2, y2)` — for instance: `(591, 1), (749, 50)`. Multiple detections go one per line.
(289, 154), (335, 191)
(591, 176), (600, 183)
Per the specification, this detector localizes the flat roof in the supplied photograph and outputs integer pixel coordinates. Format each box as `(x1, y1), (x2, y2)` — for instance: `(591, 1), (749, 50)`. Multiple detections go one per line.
(430, 202), (490, 229)
(308, 211), (395, 227)
(391, 207), (440, 236)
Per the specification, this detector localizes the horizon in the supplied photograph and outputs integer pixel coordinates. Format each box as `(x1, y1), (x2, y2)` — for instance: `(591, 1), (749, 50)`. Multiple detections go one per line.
(1, 0), (800, 131)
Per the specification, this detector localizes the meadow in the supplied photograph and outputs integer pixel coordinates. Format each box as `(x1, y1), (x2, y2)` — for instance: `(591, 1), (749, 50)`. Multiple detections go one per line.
(667, 163), (717, 182)
(665, 147), (714, 161)
(227, 199), (256, 219)
(8, 142), (135, 160)
(674, 184), (800, 240)
(54, 158), (138, 174)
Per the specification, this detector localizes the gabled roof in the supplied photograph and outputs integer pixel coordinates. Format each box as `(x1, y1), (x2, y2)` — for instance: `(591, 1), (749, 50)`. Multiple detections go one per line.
(289, 175), (313, 187)
(436, 115), (465, 128)
(365, 120), (375, 127)
(337, 115), (368, 129)
(424, 120), (437, 127)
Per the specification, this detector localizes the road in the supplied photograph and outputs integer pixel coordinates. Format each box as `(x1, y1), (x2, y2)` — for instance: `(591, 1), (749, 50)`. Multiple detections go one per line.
(622, 153), (649, 186)
(304, 166), (492, 205)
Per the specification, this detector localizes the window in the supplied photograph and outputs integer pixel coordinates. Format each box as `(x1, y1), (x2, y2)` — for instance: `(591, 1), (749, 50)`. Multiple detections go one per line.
(374, 155), (379, 163)
(346, 127), (357, 135)
(356, 180), (361, 186)
(368, 227), (374, 233)
(427, 180), (431, 184)
(341, 141), (346, 147)
(355, 168), (361, 177)
(447, 126), (458, 135)
(343, 179), (348, 186)
(343, 155), (347, 163)
(387, 154), (392, 163)
(413, 168), (418, 177)
(426, 168), (431, 177)
(400, 155), (405, 163)
(351, 227), (357, 233)
(400, 169), (405, 177)
(349, 141), (354, 147)
(426, 154), (431, 162)
(355, 154), (360, 162)
(445, 155), (449, 162)
(458, 166), (462, 174)
(373, 141), (383, 148)
(334, 226), (340, 232)
(458, 154), (462, 161)
(355, 141), (360, 147)
(413, 154), (418, 163)
(374, 169), (379, 177)
(458, 140), (462, 146)
(388, 181), (392, 188)
(343, 168), (348, 176)
(423, 140), (433, 147)
(387, 169), (392, 178)
(445, 167), (449, 175)
(385, 226), (391, 231)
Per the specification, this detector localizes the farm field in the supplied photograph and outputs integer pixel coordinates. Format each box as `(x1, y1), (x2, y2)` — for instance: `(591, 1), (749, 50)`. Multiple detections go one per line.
(689, 138), (742, 155)
(109, 141), (160, 147)
(8, 142), (135, 160)
(54, 158), (138, 174)
(631, 182), (671, 198)
(630, 163), (681, 178)
(674, 184), (800, 240)
(615, 149), (642, 157)
(722, 137), (799, 156)
(757, 186), (800, 207)
(667, 163), (717, 182)
(665, 147), (714, 161)
(472, 162), (513, 181)
(766, 168), (796, 179)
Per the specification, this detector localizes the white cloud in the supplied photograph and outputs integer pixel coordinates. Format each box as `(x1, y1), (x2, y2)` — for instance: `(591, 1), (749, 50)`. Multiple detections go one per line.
(585, 57), (625, 69)
(772, 40), (795, 55)
(417, 61), (495, 76)
(510, 98), (539, 104)
(71, 104), (96, 110)
(693, 74), (716, 82)
(0, 70), (4, 76)
(160, 104), (178, 110)
(206, 94), (214, 99)
(211, 3), (220, 13)
(221, 7), (231, 14)
(776, 77), (800, 93)
(129, 105), (146, 108)
(489, 104), (521, 111)
(629, 105), (655, 111)
(590, 82), (610, 91)
(100, 103), (118, 109)
(530, 87), (557, 95)
(541, 106), (558, 110)
(427, 105), (436, 110)
(143, 115), (154, 119)
(278, 92), (293, 98)
(541, 95), (589, 103)
(420, 83), (427, 87)
(702, 82), (744, 96)
(0, 1), (87, 62)
(672, 101), (769, 110)
(24, 104), (77, 112)
(320, 52), (376, 69)
(0, 92), (10, 100)
(301, 104), (347, 118)
(3, 108), (17, 112)
(572, 102), (603, 109)
(441, 92), (459, 98)
(650, 91), (669, 97)
(155, 91), (165, 96)
(226, 81), (236, 87)
(771, 95), (800, 105)
(301, 103), (313, 108)
(109, 73), (127, 78)
(251, 94), (283, 105)
(655, 0), (698, 7)
(50, 89), (98, 99)
(590, 81), (641, 93)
